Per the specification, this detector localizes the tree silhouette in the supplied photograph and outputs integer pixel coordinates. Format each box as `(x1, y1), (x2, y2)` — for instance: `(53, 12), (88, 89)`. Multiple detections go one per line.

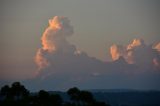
(10, 82), (29, 98)
(0, 85), (12, 106)
(67, 87), (81, 105)
(29, 90), (63, 106)
(79, 90), (95, 105)
(91, 101), (110, 106)
(67, 87), (110, 106)
(0, 82), (30, 106)
(38, 90), (52, 106)
(0, 82), (110, 106)
(0, 85), (10, 97)
(50, 94), (63, 106)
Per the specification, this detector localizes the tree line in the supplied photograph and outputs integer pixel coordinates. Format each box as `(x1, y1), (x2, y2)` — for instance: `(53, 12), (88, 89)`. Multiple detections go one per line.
(0, 82), (110, 106)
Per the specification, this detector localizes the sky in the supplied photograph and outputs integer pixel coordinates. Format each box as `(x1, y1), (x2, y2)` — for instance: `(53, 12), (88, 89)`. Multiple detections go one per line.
(0, 0), (160, 91)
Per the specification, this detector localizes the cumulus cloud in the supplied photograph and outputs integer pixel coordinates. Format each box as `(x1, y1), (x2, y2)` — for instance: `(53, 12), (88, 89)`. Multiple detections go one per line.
(154, 42), (160, 52)
(152, 42), (160, 68)
(34, 16), (104, 78)
(127, 38), (145, 50)
(35, 49), (50, 70)
(30, 16), (160, 91)
(110, 38), (146, 64)
(41, 16), (74, 52)
(110, 44), (126, 61)
(35, 16), (75, 70)
(110, 38), (160, 69)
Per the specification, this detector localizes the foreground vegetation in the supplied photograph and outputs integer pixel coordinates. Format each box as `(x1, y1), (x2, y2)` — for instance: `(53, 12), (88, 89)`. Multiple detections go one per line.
(0, 82), (110, 106)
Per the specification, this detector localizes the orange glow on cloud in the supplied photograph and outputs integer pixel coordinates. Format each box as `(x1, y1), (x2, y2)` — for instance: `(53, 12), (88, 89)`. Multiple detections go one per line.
(153, 58), (159, 66)
(127, 38), (144, 50)
(110, 38), (160, 66)
(35, 16), (65, 69)
(41, 16), (64, 53)
(153, 42), (160, 69)
(35, 49), (49, 70)
(154, 42), (160, 52)
(126, 38), (145, 64)
(49, 16), (64, 29)
(110, 39), (144, 63)
(110, 44), (123, 61)
(35, 16), (73, 70)
(41, 28), (56, 53)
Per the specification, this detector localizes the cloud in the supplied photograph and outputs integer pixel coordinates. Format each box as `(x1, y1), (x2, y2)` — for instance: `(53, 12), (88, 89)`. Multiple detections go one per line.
(0, 16), (159, 91)
(127, 38), (145, 50)
(110, 44), (126, 61)
(35, 16), (75, 70)
(28, 16), (160, 91)
(34, 16), (104, 79)
(110, 38), (146, 64)
(35, 49), (50, 70)
(110, 39), (160, 69)
(154, 42), (160, 52)
(41, 16), (74, 52)
(152, 42), (160, 69)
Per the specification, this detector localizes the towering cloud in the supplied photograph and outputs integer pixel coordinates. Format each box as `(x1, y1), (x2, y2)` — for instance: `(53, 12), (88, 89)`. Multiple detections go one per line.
(41, 16), (74, 52)
(35, 16), (75, 70)
(33, 16), (111, 90)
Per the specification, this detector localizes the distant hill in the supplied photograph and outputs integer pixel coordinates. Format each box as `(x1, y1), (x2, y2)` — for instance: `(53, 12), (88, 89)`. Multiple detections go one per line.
(87, 89), (139, 93)
(92, 90), (160, 106)
(47, 89), (160, 106)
